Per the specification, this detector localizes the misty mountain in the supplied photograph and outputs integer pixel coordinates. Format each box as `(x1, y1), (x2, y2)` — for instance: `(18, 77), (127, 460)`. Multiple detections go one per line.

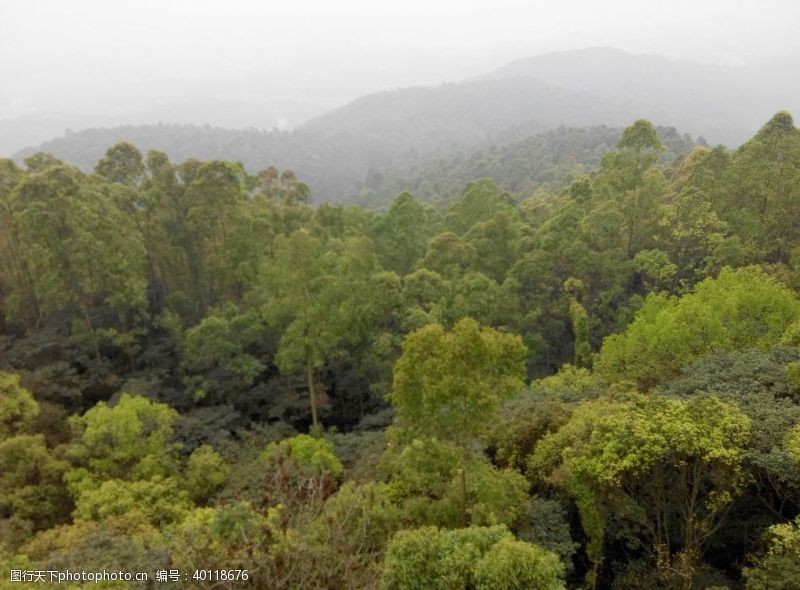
(12, 124), (395, 203)
(481, 47), (800, 146)
(302, 76), (639, 152)
(12, 47), (798, 202)
(305, 47), (800, 148)
(0, 97), (329, 157)
(350, 124), (700, 208)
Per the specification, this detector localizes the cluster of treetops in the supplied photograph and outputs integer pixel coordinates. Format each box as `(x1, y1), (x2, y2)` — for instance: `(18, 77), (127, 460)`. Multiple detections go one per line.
(1, 112), (800, 589)
(18, 121), (699, 209)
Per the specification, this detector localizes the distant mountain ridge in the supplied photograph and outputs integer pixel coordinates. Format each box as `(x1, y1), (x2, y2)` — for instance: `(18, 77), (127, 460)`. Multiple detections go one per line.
(11, 47), (799, 202)
(479, 47), (800, 146)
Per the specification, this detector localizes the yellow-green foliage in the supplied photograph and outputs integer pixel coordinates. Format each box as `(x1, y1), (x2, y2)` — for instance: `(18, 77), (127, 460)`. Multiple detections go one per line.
(322, 482), (402, 552)
(18, 511), (166, 589)
(390, 318), (526, 442)
(67, 393), (180, 486)
(263, 433), (344, 479)
(168, 502), (269, 577)
(744, 516), (800, 590)
(184, 444), (230, 503)
(0, 434), (70, 529)
(381, 525), (565, 590)
(543, 394), (750, 581)
(72, 477), (191, 525)
(0, 372), (39, 438)
(473, 537), (567, 590)
(785, 424), (800, 462)
(596, 267), (800, 388)
(381, 437), (529, 528)
(64, 394), (226, 527)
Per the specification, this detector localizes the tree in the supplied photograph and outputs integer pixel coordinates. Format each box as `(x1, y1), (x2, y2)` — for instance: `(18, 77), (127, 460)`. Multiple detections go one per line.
(183, 160), (250, 308)
(182, 304), (267, 402)
(390, 318), (526, 444)
(379, 436), (529, 528)
(593, 119), (667, 257)
(373, 192), (432, 275)
(259, 231), (382, 427)
(744, 516), (800, 590)
(66, 394), (180, 491)
(7, 166), (147, 355)
(0, 434), (71, 530)
(556, 395), (750, 589)
(0, 159), (37, 325)
(380, 525), (565, 590)
(596, 267), (800, 388)
(657, 187), (728, 285)
(19, 511), (167, 590)
(660, 348), (800, 524)
(446, 179), (515, 235)
(464, 210), (521, 281)
(94, 142), (145, 186)
(389, 318), (526, 525)
(729, 112), (800, 260)
(0, 372), (39, 438)
(419, 232), (475, 277)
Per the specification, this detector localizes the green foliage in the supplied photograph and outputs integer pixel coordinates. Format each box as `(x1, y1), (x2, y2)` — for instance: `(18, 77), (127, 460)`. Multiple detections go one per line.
(184, 444), (230, 504)
(94, 142), (145, 186)
(618, 119), (664, 153)
(728, 112), (800, 259)
(516, 496), (579, 576)
(8, 166), (148, 330)
(167, 503), (268, 585)
(0, 372), (39, 438)
(184, 308), (266, 380)
(0, 434), (71, 529)
(3, 113), (800, 589)
(381, 437), (529, 528)
(72, 476), (191, 525)
(21, 512), (167, 590)
(785, 425), (800, 462)
(263, 433), (344, 480)
(446, 179), (515, 235)
(373, 192), (432, 275)
(557, 395), (750, 584)
(487, 391), (572, 473)
(323, 481), (403, 552)
(390, 318), (526, 443)
(596, 267), (800, 388)
(381, 525), (565, 590)
(660, 349), (800, 511)
(744, 516), (800, 590)
(473, 537), (567, 590)
(67, 393), (180, 486)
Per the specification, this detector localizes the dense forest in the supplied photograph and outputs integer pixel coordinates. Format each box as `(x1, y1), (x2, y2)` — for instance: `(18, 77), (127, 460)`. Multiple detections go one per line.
(12, 123), (699, 210)
(2, 111), (800, 589)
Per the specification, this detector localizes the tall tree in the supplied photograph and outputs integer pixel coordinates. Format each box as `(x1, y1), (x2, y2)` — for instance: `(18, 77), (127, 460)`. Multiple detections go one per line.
(389, 318), (526, 525)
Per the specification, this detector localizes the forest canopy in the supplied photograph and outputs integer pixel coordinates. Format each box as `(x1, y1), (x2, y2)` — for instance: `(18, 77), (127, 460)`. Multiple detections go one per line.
(2, 113), (800, 588)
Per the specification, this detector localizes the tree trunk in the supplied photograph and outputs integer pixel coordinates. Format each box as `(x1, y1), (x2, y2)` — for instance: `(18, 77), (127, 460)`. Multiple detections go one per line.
(81, 305), (101, 361)
(306, 360), (319, 428)
(459, 466), (467, 528)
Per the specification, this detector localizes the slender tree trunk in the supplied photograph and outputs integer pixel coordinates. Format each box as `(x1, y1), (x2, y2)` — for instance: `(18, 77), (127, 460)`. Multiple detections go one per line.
(459, 465), (467, 528)
(306, 360), (319, 428)
(81, 305), (101, 361)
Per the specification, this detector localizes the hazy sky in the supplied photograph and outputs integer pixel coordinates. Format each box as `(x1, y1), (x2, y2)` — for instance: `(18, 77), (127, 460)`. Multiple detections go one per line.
(1, 0), (799, 120)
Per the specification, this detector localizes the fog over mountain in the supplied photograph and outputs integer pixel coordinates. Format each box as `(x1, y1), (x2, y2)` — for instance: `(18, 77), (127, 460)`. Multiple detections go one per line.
(2, 0), (799, 155)
(11, 46), (799, 203)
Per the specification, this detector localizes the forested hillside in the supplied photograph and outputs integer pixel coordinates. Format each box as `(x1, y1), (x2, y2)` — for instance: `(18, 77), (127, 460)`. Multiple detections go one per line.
(2, 112), (800, 588)
(12, 123), (698, 209)
(352, 124), (699, 207)
(15, 47), (800, 205)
